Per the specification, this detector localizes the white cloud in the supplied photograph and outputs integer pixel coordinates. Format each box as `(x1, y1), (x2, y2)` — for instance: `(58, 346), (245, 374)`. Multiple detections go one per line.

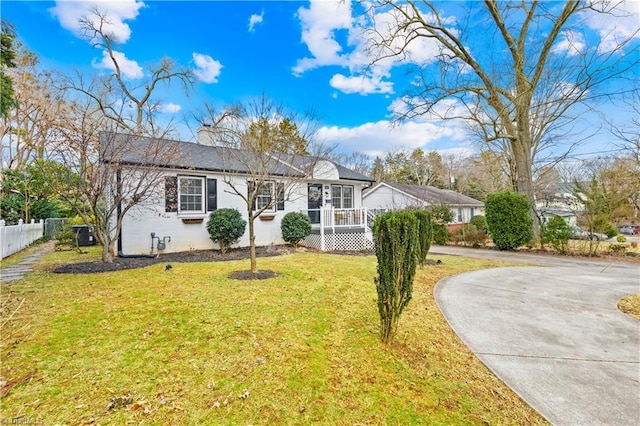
(329, 73), (393, 95)
(159, 103), (182, 114)
(293, 0), (354, 75)
(49, 0), (145, 44)
(583, 0), (640, 53)
(248, 10), (264, 32)
(552, 30), (586, 56)
(293, 0), (445, 95)
(92, 49), (143, 79)
(192, 53), (223, 83)
(317, 119), (467, 158)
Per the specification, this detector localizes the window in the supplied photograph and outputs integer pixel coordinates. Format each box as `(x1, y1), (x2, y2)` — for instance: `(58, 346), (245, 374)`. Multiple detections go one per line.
(165, 176), (216, 214)
(179, 176), (205, 213)
(249, 181), (286, 212)
(331, 185), (354, 209)
(256, 182), (274, 211)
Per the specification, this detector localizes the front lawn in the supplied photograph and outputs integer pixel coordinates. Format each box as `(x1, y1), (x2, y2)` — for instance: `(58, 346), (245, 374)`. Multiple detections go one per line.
(1, 249), (545, 424)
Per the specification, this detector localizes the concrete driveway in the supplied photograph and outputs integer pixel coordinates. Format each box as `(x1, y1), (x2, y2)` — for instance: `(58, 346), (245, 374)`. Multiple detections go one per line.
(433, 247), (640, 426)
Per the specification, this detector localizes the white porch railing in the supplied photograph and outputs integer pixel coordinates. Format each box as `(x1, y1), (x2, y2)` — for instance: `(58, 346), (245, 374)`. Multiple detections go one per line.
(300, 207), (373, 251)
(1, 219), (44, 259)
(301, 207), (368, 229)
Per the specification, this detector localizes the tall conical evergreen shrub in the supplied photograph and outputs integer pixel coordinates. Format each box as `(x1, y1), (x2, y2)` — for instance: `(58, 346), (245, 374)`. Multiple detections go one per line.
(373, 211), (419, 344)
(411, 210), (433, 267)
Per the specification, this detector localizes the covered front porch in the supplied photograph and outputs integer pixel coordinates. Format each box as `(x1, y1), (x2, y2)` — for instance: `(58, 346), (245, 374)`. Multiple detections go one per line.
(299, 207), (374, 251)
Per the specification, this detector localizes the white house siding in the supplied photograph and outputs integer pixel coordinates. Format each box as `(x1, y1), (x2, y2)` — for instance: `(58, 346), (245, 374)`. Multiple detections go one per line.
(361, 185), (425, 211)
(119, 169), (367, 255)
(362, 184), (483, 224)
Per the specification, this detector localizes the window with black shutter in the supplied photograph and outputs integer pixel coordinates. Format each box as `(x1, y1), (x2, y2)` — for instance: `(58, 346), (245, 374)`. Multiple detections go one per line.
(207, 178), (217, 211)
(165, 176), (178, 212)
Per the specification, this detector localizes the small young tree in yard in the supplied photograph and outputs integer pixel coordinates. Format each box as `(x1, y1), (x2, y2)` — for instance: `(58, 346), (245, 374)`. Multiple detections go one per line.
(281, 212), (311, 247)
(46, 116), (178, 262)
(206, 208), (246, 254)
(411, 210), (432, 267)
(373, 211), (419, 344)
(485, 191), (533, 250)
(200, 95), (323, 275)
(541, 216), (571, 254)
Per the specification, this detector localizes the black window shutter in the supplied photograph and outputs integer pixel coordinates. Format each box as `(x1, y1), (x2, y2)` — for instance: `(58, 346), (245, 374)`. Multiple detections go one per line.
(165, 176), (178, 212)
(206, 179), (217, 211)
(276, 183), (285, 211)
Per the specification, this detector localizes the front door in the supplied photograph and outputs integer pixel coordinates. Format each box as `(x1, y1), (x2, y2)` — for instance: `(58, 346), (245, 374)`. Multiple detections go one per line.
(307, 183), (322, 224)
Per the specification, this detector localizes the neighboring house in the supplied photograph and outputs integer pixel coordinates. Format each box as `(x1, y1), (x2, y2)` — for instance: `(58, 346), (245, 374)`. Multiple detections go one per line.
(362, 182), (484, 223)
(539, 209), (578, 227)
(106, 132), (374, 255)
(535, 182), (584, 228)
(536, 182), (585, 213)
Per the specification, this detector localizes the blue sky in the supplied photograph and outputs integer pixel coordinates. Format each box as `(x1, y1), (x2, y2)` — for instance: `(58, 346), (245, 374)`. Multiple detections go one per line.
(3, 0), (639, 160)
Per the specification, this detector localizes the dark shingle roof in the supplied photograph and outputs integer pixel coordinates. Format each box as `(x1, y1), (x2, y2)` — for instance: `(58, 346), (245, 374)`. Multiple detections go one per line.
(102, 133), (373, 182)
(368, 182), (484, 207)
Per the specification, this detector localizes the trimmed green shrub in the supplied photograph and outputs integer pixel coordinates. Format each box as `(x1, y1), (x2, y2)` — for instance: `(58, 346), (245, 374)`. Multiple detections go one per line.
(206, 208), (247, 253)
(485, 191), (533, 250)
(469, 215), (487, 233)
(432, 224), (451, 245)
(456, 224), (487, 248)
(541, 215), (572, 254)
(373, 211), (419, 344)
(429, 205), (454, 245)
(617, 235), (627, 243)
(281, 212), (312, 246)
(411, 210), (433, 267)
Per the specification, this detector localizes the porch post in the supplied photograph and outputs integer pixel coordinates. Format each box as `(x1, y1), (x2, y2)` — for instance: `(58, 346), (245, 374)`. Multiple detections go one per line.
(320, 206), (325, 251)
(331, 206), (336, 251)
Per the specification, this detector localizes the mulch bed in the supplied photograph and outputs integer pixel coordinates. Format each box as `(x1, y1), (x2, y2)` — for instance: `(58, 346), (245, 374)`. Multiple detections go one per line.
(53, 245), (301, 274)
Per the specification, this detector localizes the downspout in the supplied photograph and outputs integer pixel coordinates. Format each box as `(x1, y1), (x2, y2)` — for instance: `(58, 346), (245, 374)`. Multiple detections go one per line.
(116, 167), (157, 259)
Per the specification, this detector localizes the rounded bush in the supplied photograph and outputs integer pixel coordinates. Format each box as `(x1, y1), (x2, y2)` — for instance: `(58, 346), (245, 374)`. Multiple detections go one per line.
(617, 235), (627, 243)
(206, 208), (246, 253)
(469, 215), (487, 233)
(485, 191), (533, 250)
(281, 212), (312, 246)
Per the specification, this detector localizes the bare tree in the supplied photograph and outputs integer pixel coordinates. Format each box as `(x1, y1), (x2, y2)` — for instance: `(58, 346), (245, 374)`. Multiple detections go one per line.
(330, 151), (373, 177)
(44, 100), (178, 262)
(364, 1), (639, 236)
(200, 96), (324, 274)
(37, 7), (196, 262)
(63, 8), (194, 134)
(609, 90), (640, 164)
(2, 43), (69, 169)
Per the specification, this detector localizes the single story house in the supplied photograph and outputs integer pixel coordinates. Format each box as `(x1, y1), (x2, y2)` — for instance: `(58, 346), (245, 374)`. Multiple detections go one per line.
(539, 209), (578, 227)
(362, 181), (484, 223)
(105, 131), (374, 255)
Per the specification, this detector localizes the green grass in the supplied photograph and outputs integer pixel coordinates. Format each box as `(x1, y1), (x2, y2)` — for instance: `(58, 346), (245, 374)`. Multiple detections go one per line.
(1, 249), (546, 425)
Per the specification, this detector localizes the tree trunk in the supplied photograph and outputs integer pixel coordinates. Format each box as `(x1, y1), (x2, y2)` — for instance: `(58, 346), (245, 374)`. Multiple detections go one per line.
(102, 238), (114, 263)
(248, 213), (257, 273)
(512, 143), (540, 239)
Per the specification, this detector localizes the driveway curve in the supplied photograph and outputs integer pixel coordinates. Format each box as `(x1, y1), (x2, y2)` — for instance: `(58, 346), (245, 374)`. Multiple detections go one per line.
(433, 248), (640, 426)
